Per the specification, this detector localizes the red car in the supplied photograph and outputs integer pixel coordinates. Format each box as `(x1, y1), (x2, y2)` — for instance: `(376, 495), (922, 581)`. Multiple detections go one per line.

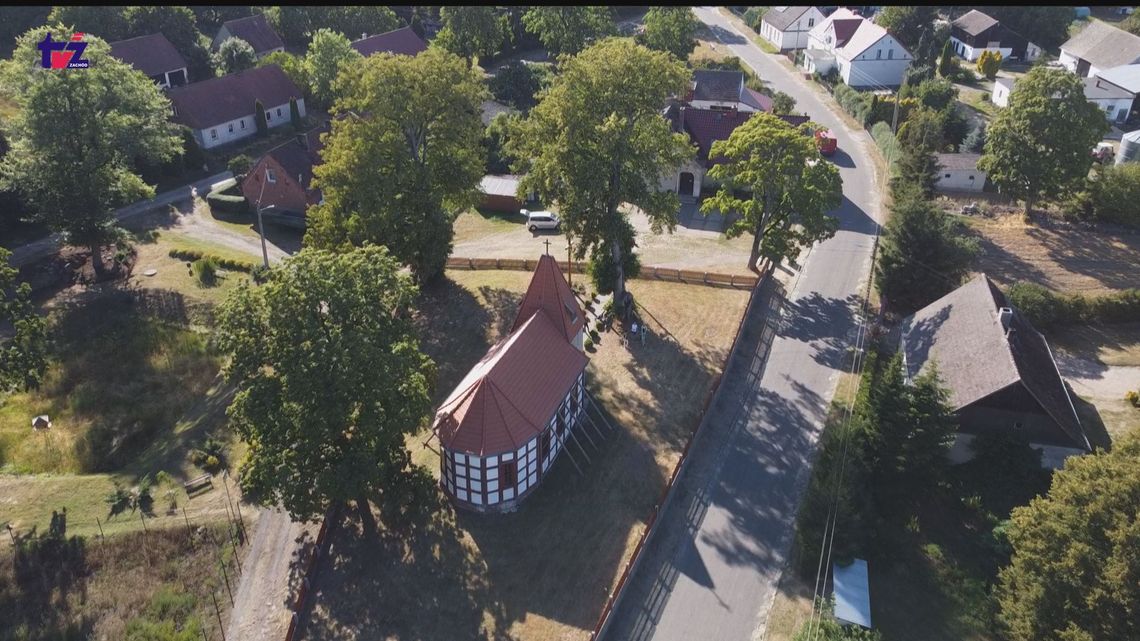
(815, 129), (838, 157)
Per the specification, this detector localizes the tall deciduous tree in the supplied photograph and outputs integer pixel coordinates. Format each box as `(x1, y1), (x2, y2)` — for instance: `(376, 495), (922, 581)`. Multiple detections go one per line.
(216, 246), (434, 528)
(980, 6), (1073, 52)
(0, 247), (49, 393)
(306, 48), (486, 282)
(304, 28), (361, 109)
(436, 6), (508, 69)
(507, 39), (694, 300)
(46, 6), (127, 41)
(874, 6), (937, 50)
(702, 113), (843, 273)
(875, 185), (977, 313)
(264, 6), (400, 47)
(639, 7), (699, 61)
(214, 36), (257, 75)
(979, 67), (1108, 214)
(0, 26), (181, 277)
(996, 428), (1140, 641)
(522, 6), (615, 57)
(121, 6), (200, 57)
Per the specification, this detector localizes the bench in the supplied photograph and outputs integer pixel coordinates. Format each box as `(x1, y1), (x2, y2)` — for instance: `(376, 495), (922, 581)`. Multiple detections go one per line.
(184, 474), (214, 496)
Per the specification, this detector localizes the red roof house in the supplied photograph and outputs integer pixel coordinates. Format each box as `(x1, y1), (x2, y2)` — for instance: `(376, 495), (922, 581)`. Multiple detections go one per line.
(240, 123), (328, 226)
(350, 26), (428, 57)
(434, 255), (589, 512)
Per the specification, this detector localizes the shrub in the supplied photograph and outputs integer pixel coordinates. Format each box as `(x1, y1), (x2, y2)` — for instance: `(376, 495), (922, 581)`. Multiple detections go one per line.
(870, 121), (900, 165)
(589, 328), (601, 341)
(1007, 281), (1140, 328)
(584, 337), (594, 350)
(169, 249), (257, 273)
(251, 263), (270, 284)
(1089, 162), (1140, 227)
(743, 7), (768, 30)
(1127, 390), (1140, 408)
(191, 257), (218, 287)
(227, 154), (253, 177)
(205, 189), (250, 214)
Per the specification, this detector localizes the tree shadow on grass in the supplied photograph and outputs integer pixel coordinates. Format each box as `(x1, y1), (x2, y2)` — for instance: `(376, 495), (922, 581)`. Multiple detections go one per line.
(414, 277), (496, 405)
(477, 286), (523, 338)
(963, 224), (1051, 288)
(1024, 225), (1140, 292)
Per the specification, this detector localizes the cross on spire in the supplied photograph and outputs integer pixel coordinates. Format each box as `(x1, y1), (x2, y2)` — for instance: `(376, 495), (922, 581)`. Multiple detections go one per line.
(543, 239), (551, 255)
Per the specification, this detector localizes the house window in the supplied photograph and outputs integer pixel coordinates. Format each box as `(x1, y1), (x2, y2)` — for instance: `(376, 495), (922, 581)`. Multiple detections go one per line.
(276, 107), (282, 117)
(499, 460), (517, 489)
(968, 175), (975, 181)
(266, 169), (277, 183)
(540, 430), (552, 463)
(210, 128), (217, 140)
(888, 49), (893, 60)
(876, 49), (882, 59)
(266, 111), (271, 121)
(240, 120), (246, 130)
(808, 17), (815, 27)
(228, 123), (234, 133)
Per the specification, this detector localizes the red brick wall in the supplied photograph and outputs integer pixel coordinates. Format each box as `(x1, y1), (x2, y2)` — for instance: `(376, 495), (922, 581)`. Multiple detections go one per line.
(241, 156), (309, 214)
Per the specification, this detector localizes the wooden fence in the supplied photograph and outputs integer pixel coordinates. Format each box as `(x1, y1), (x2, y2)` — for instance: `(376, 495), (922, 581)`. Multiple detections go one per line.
(282, 507), (339, 641)
(445, 257), (760, 289)
(587, 261), (773, 640)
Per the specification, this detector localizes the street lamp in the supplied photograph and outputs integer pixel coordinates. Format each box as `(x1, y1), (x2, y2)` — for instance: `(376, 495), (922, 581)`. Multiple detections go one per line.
(254, 167), (271, 270)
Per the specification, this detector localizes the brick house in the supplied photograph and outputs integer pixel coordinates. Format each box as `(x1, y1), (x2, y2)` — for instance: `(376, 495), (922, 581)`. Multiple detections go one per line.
(240, 123), (328, 227)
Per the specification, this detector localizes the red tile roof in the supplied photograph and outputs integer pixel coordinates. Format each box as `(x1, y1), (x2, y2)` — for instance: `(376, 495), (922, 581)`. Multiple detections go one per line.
(350, 26), (428, 57)
(435, 311), (588, 455)
(511, 254), (585, 343)
(168, 65), (303, 130)
(109, 33), (187, 79)
(669, 107), (812, 166)
(218, 13), (283, 54)
(264, 123), (328, 200)
(741, 87), (774, 112)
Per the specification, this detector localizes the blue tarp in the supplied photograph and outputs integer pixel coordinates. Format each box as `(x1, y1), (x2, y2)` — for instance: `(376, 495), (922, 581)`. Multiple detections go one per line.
(833, 558), (872, 628)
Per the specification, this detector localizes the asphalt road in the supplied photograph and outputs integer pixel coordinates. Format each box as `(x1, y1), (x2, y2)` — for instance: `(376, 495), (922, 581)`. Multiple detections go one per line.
(602, 7), (883, 641)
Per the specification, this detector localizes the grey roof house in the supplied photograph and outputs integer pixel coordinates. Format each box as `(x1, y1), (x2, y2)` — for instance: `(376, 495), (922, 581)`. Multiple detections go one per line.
(109, 33), (188, 89)
(167, 65), (305, 150)
(213, 14), (285, 58)
(898, 274), (1090, 468)
(350, 26), (428, 57)
(1060, 20), (1140, 78)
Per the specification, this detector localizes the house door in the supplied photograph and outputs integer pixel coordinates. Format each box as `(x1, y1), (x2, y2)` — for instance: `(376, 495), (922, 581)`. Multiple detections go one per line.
(1077, 59), (1091, 77)
(679, 172), (695, 196)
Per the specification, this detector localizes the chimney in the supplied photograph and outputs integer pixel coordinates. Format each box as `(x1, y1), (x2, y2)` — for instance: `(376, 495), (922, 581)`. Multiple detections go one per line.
(998, 307), (1013, 332)
(361, 32), (368, 40)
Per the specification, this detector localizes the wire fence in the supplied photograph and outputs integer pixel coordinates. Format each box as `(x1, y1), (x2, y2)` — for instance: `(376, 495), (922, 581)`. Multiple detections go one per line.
(4, 473), (251, 641)
(445, 257), (761, 289)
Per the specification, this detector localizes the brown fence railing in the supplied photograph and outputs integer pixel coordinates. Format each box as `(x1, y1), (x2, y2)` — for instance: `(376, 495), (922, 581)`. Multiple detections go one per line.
(587, 261), (773, 640)
(445, 257), (760, 289)
(282, 507), (339, 641)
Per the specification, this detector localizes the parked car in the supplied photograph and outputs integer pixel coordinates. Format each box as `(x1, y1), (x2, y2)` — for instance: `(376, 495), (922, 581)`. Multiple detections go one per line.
(521, 209), (560, 232)
(1092, 142), (1116, 164)
(815, 129), (838, 156)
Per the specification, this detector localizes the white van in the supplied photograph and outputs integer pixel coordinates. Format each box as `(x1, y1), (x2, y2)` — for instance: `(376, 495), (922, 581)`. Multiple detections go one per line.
(521, 209), (561, 232)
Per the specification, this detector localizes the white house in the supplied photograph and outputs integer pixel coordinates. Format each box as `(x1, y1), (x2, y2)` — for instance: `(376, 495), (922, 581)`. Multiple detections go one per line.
(687, 69), (774, 113)
(935, 153), (987, 193)
(213, 13), (285, 59)
(1094, 64), (1140, 120)
(760, 6), (827, 52)
(991, 77), (1014, 108)
(949, 10), (1041, 63)
(168, 65), (305, 150)
(992, 75), (1133, 124)
(803, 8), (912, 88)
(1060, 20), (1140, 78)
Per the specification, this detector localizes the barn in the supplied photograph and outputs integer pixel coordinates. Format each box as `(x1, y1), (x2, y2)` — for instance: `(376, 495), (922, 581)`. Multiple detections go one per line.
(433, 255), (589, 512)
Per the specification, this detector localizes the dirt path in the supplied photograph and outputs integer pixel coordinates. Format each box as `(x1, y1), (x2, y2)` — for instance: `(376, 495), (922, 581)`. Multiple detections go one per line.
(226, 507), (322, 641)
(174, 200), (294, 264)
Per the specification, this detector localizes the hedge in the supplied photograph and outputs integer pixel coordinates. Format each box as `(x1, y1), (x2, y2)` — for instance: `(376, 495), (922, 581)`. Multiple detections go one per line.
(870, 122), (900, 167)
(168, 249), (257, 274)
(1007, 281), (1140, 329)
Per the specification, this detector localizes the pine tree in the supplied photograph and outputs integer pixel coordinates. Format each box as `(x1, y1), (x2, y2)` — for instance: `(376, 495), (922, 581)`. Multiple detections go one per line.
(255, 99), (268, 137)
(963, 122), (986, 153)
(289, 97), (303, 132)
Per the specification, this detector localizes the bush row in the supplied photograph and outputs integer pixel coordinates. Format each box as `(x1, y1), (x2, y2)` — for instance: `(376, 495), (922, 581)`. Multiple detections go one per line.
(870, 121), (900, 167)
(169, 249), (257, 274)
(1007, 281), (1140, 329)
(205, 190), (250, 215)
(833, 83), (919, 129)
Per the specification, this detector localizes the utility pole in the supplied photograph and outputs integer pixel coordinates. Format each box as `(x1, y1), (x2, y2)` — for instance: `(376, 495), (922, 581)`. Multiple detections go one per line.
(254, 168), (271, 270)
(566, 234), (573, 287)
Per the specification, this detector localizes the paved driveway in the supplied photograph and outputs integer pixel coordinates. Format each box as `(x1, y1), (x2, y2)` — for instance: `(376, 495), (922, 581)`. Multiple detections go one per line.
(602, 7), (884, 641)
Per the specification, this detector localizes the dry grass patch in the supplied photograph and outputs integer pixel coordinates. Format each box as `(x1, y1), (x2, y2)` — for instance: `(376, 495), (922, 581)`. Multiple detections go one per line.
(965, 216), (1140, 295)
(0, 522), (247, 641)
(1050, 322), (1140, 368)
(301, 271), (751, 641)
(764, 571), (816, 641)
(453, 208), (522, 245)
